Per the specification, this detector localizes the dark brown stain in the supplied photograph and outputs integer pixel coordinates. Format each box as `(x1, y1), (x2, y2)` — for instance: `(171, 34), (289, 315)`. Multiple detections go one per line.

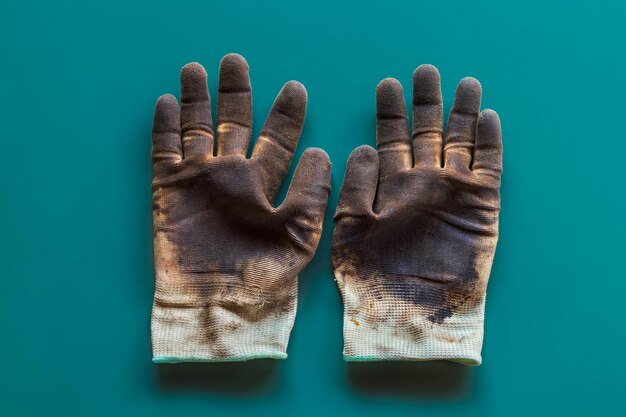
(333, 166), (499, 325)
(153, 156), (327, 355)
(154, 155), (324, 283)
(155, 158), (291, 274)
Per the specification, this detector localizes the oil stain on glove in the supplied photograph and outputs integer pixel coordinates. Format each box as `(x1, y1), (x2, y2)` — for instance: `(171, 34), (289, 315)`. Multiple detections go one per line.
(332, 65), (502, 365)
(151, 54), (331, 362)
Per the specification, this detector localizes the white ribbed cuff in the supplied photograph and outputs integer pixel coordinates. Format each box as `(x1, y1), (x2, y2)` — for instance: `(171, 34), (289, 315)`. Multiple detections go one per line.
(151, 300), (296, 363)
(340, 282), (486, 366)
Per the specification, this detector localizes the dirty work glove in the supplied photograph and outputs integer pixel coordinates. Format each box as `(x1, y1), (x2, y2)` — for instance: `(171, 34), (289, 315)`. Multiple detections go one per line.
(332, 65), (502, 365)
(151, 54), (331, 363)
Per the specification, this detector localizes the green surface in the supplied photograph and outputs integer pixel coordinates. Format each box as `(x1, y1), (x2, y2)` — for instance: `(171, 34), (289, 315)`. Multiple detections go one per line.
(1, 0), (625, 416)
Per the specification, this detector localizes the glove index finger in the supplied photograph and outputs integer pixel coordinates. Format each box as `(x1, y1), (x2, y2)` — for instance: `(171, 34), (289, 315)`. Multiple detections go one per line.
(252, 81), (308, 203)
(376, 78), (412, 175)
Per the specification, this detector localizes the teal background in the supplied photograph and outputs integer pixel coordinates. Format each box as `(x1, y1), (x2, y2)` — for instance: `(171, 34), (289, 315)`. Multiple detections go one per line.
(1, 0), (625, 415)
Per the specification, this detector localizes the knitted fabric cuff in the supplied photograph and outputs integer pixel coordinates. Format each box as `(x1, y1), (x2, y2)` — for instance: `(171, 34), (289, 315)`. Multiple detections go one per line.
(338, 278), (486, 366)
(151, 266), (297, 362)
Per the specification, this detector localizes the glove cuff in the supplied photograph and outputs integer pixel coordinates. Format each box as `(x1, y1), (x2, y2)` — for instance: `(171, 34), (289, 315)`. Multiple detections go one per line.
(151, 299), (296, 362)
(338, 277), (486, 366)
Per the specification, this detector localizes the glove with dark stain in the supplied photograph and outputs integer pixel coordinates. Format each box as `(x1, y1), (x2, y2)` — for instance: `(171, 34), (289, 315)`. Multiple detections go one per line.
(332, 65), (502, 365)
(151, 54), (331, 362)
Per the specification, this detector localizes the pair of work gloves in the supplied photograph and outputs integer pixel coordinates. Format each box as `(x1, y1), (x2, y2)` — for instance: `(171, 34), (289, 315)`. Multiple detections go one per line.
(151, 54), (502, 366)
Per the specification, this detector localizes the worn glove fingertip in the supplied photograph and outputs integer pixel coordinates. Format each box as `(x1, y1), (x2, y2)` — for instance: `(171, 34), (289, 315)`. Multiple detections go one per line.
(181, 62), (207, 77)
(289, 147), (332, 199)
(220, 53), (249, 68)
(377, 77), (402, 92)
(453, 77), (482, 113)
(153, 94), (180, 129)
(349, 144), (378, 164)
(279, 80), (308, 111)
(219, 54), (250, 87)
(302, 147), (331, 170)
